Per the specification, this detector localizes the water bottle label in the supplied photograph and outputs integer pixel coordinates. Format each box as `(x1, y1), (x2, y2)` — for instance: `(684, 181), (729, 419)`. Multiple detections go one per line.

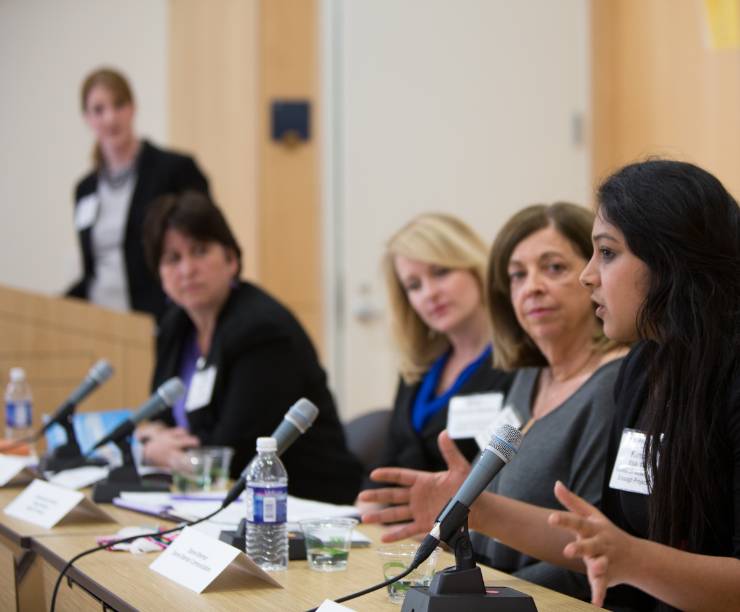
(6, 401), (32, 428)
(246, 485), (287, 524)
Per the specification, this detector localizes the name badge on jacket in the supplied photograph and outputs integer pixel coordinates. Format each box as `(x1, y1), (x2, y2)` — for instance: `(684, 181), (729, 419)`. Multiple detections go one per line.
(185, 366), (216, 412)
(609, 428), (653, 495)
(447, 392), (505, 440)
(75, 193), (100, 230)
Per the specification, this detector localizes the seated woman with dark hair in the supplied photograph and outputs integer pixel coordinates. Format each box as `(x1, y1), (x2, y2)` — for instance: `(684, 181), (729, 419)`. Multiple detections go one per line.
(137, 191), (362, 504)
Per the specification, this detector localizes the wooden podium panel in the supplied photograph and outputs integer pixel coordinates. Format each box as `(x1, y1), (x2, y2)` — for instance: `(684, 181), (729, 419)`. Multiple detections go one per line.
(0, 285), (154, 437)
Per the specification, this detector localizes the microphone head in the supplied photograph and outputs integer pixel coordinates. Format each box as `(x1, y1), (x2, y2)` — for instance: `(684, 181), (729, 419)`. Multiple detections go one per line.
(286, 398), (319, 432)
(158, 377), (186, 406)
(89, 360), (114, 384)
(487, 423), (523, 464)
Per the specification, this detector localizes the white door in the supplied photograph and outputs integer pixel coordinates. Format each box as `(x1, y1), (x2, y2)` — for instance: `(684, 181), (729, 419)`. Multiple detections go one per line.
(322, 0), (591, 420)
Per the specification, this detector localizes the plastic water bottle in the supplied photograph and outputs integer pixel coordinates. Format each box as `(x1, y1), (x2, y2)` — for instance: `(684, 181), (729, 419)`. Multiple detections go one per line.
(5, 367), (33, 441)
(245, 436), (288, 570)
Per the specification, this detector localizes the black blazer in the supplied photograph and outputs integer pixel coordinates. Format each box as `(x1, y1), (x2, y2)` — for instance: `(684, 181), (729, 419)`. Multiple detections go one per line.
(151, 282), (363, 505)
(67, 140), (209, 319)
(371, 361), (513, 477)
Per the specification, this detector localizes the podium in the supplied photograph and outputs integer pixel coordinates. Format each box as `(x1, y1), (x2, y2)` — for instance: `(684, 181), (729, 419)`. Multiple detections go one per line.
(0, 284), (154, 441)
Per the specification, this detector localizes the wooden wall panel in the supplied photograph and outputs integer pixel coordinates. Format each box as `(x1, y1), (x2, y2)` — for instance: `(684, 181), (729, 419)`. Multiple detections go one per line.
(592, 0), (740, 197)
(168, 0), (260, 280)
(168, 0), (324, 352)
(0, 285), (153, 438)
(257, 0), (323, 350)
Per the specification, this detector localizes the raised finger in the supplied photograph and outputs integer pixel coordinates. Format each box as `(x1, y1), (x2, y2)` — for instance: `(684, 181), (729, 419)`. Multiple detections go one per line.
(381, 521), (423, 543)
(370, 467), (420, 487)
(357, 486), (410, 506)
(549, 510), (595, 538)
(362, 504), (412, 525)
(588, 565), (608, 608)
(563, 535), (604, 559)
(553, 480), (598, 517)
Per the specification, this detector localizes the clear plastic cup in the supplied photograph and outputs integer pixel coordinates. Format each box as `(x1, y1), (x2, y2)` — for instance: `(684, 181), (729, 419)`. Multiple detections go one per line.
(300, 518), (358, 572)
(377, 544), (439, 604)
(172, 446), (233, 492)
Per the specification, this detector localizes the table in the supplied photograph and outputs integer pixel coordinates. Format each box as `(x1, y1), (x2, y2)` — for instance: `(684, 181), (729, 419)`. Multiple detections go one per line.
(0, 485), (604, 612)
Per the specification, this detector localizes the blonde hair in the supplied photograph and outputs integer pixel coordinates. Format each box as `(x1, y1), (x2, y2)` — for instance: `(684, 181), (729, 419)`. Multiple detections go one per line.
(383, 213), (489, 383)
(80, 67), (135, 168)
(487, 202), (618, 369)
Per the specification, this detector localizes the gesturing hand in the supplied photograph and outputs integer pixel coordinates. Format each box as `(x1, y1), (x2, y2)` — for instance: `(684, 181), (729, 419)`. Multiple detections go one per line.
(358, 431), (471, 542)
(548, 480), (638, 607)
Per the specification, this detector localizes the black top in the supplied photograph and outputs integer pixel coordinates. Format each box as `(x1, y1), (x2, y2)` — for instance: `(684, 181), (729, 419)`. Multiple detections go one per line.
(371, 361), (513, 477)
(151, 281), (364, 505)
(67, 140), (210, 320)
(602, 341), (740, 611)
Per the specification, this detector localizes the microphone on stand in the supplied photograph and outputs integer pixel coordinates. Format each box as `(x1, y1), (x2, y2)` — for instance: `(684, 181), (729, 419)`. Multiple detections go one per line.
(39, 360), (114, 436)
(88, 378), (185, 453)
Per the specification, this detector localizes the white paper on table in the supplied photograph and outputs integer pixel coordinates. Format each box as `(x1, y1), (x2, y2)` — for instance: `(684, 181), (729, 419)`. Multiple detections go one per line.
(149, 526), (282, 593)
(47, 466), (110, 490)
(4, 479), (114, 528)
(0, 455), (37, 487)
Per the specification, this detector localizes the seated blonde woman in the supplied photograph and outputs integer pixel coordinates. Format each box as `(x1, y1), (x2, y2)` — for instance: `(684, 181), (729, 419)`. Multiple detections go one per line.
(371, 213), (512, 476)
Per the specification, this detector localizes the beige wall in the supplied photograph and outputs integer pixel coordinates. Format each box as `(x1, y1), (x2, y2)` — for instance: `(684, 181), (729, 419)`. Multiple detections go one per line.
(592, 0), (740, 197)
(0, 0), (168, 295)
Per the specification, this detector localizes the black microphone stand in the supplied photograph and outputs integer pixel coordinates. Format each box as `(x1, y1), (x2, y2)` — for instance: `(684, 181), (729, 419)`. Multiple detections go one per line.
(401, 518), (538, 612)
(37, 411), (107, 474)
(92, 435), (169, 503)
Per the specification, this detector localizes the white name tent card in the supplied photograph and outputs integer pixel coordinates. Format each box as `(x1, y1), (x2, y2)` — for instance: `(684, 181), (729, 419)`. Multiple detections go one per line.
(47, 466), (110, 490)
(447, 392), (505, 440)
(0, 455), (37, 487)
(150, 526), (282, 594)
(317, 601), (357, 611)
(3, 479), (114, 529)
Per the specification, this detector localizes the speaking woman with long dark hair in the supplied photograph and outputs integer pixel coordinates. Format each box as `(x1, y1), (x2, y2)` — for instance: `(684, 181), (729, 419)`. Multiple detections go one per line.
(361, 160), (740, 611)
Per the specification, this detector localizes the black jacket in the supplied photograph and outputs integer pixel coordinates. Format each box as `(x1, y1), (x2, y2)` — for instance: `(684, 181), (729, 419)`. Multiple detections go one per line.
(151, 281), (363, 505)
(67, 140), (209, 319)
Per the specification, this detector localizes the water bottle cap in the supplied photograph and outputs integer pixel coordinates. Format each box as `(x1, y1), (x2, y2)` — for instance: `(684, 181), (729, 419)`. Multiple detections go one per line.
(9, 368), (26, 383)
(256, 436), (277, 452)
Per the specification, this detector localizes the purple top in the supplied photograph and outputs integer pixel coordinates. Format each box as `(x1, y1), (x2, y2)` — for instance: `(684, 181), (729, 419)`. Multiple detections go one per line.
(171, 331), (202, 430)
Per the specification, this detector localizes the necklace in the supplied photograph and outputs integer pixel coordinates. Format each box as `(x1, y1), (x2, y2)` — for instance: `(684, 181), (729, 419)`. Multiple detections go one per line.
(101, 164), (136, 189)
(544, 349), (599, 385)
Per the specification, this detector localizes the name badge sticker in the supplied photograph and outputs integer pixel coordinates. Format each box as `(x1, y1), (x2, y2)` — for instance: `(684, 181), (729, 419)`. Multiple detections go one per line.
(474, 405), (523, 451)
(609, 428), (653, 495)
(74, 193), (100, 230)
(185, 366), (217, 413)
(447, 392), (506, 440)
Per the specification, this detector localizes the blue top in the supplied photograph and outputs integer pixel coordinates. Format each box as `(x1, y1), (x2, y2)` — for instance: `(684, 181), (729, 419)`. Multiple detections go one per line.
(171, 330), (201, 429)
(411, 345), (492, 432)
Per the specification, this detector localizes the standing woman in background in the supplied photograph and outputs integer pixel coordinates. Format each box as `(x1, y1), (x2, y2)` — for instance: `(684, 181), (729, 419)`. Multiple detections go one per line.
(67, 67), (210, 320)
(372, 213), (512, 475)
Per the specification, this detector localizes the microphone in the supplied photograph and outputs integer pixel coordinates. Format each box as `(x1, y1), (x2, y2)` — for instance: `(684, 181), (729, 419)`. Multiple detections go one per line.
(39, 360), (114, 436)
(220, 398), (320, 508)
(88, 377), (185, 452)
(412, 423), (523, 567)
